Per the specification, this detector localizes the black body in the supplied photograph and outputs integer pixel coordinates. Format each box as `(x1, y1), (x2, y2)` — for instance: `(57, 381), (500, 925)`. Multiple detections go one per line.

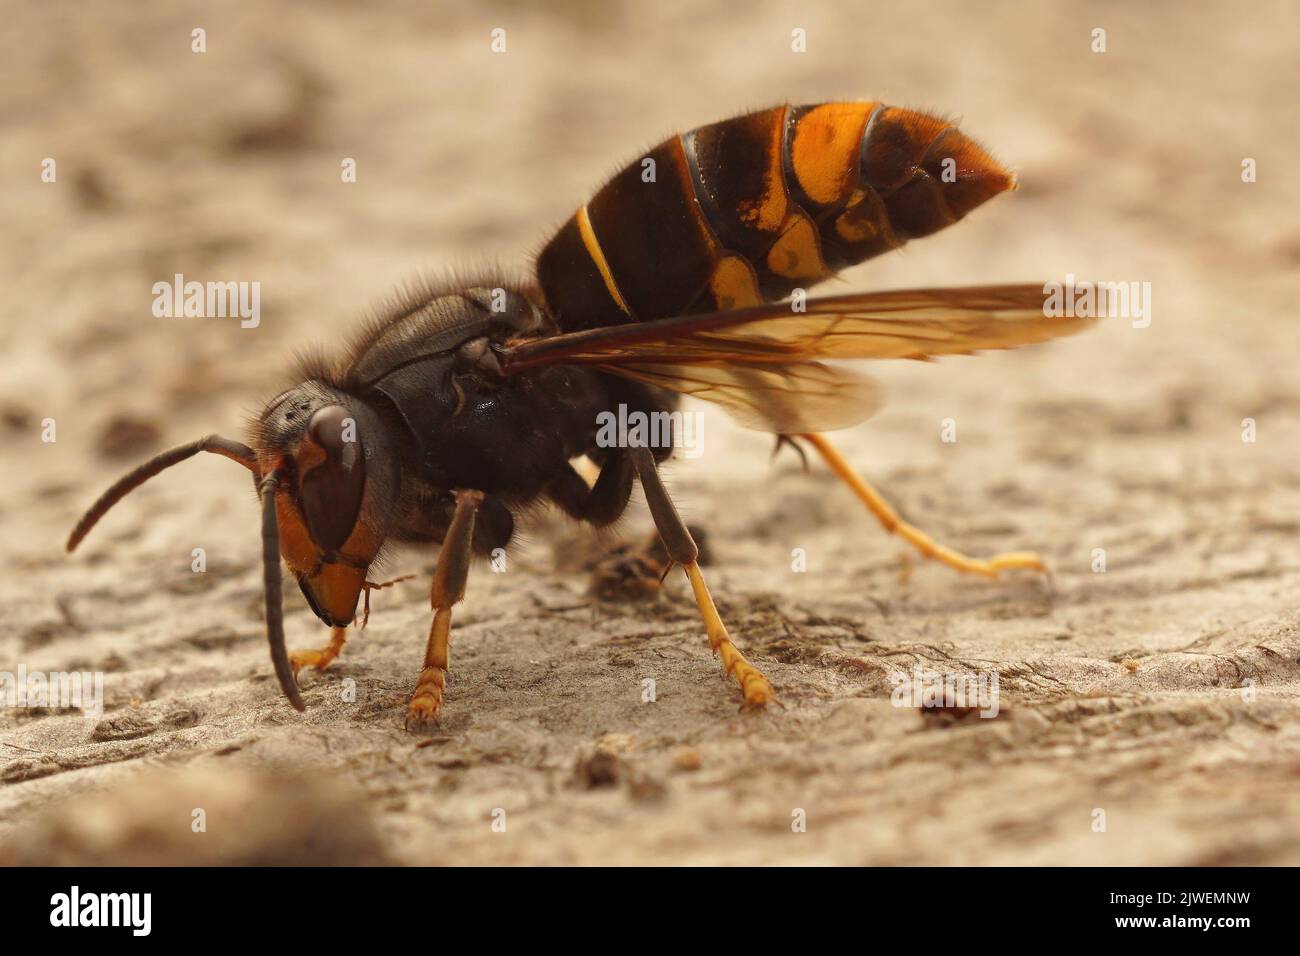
(299, 285), (677, 568)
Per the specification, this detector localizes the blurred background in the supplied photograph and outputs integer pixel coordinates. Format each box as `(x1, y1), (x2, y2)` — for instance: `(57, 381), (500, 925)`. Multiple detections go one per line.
(2, 0), (1298, 865)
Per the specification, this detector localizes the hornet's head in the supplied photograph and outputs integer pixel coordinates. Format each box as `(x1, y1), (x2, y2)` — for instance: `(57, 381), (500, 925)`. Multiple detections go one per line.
(65, 379), (401, 713)
(252, 381), (400, 628)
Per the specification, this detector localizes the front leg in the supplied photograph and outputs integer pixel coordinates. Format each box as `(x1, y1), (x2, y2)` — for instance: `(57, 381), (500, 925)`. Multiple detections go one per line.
(405, 489), (484, 733)
(290, 625), (348, 680)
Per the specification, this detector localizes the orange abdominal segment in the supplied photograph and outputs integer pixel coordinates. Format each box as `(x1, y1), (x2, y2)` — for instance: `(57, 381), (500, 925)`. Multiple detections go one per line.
(537, 101), (1019, 328)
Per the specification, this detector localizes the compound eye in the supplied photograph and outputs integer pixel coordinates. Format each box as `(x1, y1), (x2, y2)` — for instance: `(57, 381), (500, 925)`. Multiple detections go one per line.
(298, 405), (365, 553)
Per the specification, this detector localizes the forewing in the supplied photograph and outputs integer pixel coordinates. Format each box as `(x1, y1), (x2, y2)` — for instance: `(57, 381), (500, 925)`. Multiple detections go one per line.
(502, 283), (1093, 433)
(504, 284), (1093, 368)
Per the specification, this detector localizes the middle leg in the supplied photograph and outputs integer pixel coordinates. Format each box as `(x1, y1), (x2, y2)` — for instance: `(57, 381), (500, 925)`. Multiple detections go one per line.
(629, 446), (775, 709)
(546, 449), (634, 526)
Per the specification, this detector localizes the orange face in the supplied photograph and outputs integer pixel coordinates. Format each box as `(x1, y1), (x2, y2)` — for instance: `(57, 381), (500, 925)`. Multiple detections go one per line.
(259, 404), (386, 626)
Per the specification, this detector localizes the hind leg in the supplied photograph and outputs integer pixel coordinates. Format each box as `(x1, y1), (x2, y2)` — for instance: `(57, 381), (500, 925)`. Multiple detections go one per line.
(795, 432), (1045, 578)
(546, 449), (634, 526)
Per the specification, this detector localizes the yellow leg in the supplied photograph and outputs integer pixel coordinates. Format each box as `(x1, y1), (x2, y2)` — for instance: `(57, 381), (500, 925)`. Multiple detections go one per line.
(683, 561), (776, 709)
(797, 433), (1046, 579)
(289, 626), (348, 679)
(406, 489), (483, 732)
(407, 608), (452, 729)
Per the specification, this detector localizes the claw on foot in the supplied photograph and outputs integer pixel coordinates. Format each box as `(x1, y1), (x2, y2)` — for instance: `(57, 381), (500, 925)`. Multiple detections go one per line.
(404, 706), (441, 735)
(289, 627), (348, 680)
(719, 641), (778, 710)
(405, 667), (446, 734)
(685, 563), (779, 711)
(289, 650), (325, 680)
(738, 670), (778, 710)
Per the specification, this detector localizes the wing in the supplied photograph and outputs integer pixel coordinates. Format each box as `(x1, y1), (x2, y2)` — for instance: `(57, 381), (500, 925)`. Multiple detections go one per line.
(606, 361), (883, 434)
(500, 284), (1095, 433)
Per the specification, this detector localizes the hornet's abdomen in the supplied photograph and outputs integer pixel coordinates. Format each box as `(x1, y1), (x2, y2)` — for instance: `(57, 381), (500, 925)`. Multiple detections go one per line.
(536, 102), (1016, 331)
